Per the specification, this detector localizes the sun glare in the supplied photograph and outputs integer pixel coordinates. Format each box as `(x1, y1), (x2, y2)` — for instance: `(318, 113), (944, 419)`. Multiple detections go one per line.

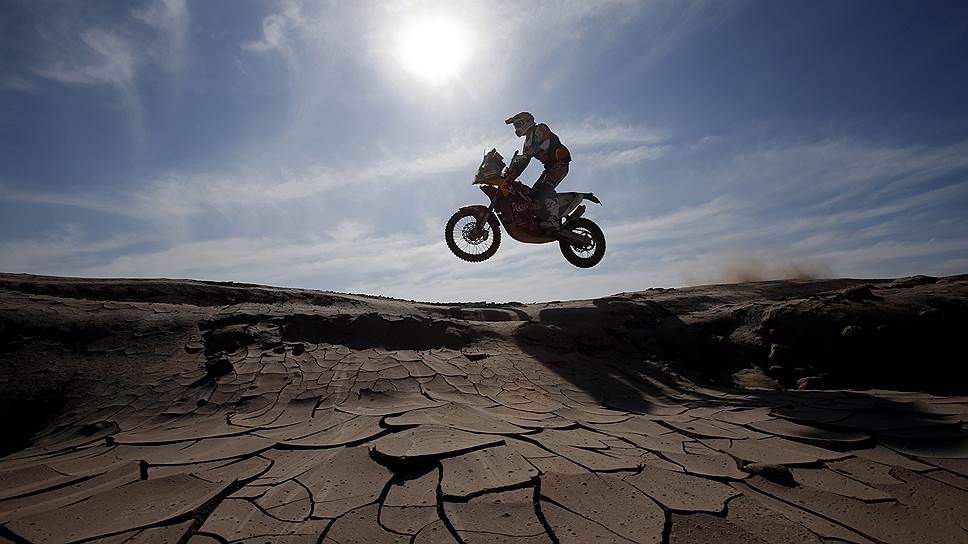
(396, 16), (472, 86)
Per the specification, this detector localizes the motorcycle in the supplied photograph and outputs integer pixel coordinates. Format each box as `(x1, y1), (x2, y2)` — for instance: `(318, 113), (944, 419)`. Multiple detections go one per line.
(445, 149), (606, 268)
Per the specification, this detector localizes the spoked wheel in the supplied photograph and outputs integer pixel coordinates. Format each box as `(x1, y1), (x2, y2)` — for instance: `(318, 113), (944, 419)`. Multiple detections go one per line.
(445, 208), (501, 262)
(559, 217), (606, 268)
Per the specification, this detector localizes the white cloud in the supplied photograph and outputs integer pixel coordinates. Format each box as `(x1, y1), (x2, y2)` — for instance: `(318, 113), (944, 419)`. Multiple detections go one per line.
(0, 116), (665, 224)
(6, 1), (968, 304)
(243, 9), (299, 52)
(35, 29), (137, 87)
(604, 197), (744, 246)
(33, 0), (191, 87)
(587, 145), (670, 168)
(0, 227), (152, 276)
(812, 238), (968, 266)
(132, 0), (190, 70)
(73, 232), (446, 290)
(0, 185), (143, 218)
(7, 127), (968, 300)
(709, 138), (968, 208)
(564, 120), (667, 147)
(23, 1), (192, 140)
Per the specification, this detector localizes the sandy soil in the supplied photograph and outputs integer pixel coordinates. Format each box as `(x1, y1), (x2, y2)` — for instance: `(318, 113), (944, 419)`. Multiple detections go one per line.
(0, 273), (966, 543)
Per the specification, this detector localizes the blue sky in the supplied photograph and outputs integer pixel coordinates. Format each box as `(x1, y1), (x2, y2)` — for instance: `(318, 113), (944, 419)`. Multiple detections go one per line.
(2, 0), (968, 302)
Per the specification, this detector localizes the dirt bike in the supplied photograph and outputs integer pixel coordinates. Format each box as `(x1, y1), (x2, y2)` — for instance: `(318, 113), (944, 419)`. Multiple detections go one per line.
(445, 149), (606, 268)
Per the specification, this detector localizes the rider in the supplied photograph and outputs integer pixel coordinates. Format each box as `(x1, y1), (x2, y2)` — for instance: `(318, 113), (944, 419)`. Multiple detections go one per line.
(503, 112), (571, 231)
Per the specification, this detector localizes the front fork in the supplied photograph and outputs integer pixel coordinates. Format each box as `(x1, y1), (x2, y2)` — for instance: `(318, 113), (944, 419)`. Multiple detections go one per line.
(474, 198), (497, 232)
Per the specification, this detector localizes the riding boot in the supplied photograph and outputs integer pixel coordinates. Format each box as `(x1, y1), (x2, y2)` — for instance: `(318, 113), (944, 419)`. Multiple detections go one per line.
(539, 196), (561, 231)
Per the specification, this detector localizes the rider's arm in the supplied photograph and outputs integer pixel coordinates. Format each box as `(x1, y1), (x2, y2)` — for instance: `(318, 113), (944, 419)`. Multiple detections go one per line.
(504, 150), (531, 180)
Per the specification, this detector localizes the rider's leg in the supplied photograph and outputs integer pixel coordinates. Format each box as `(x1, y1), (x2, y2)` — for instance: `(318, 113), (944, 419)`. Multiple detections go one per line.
(533, 162), (569, 230)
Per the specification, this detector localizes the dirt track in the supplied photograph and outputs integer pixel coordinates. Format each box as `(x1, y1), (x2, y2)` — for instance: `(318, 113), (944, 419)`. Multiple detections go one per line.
(1, 273), (966, 543)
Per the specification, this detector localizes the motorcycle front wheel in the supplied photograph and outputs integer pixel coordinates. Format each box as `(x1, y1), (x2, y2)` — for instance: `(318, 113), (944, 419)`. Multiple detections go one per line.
(559, 217), (606, 268)
(445, 208), (502, 262)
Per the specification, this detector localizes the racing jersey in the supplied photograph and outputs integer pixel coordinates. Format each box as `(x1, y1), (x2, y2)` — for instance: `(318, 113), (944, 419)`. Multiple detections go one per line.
(523, 124), (571, 165)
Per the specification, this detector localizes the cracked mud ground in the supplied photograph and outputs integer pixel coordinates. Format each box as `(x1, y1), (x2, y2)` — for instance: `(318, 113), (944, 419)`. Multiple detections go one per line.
(1, 273), (967, 543)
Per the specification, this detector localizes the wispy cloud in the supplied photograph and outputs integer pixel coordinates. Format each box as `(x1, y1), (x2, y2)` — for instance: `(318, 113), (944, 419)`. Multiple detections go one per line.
(242, 2), (302, 53)
(0, 226), (153, 276)
(564, 120), (667, 147)
(0, 117), (666, 218)
(5, 125), (968, 300)
(561, 118), (669, 168)
(32, 1), (190, 87)
(34, 29), (137, 87)
(605, 197), (743, 246)
(0, 185), (143, 218)
(132, 0), (189, 71)
(20, 1), (190, 139)
(4, 2), (968, 302)
(587, 145), (670, 168)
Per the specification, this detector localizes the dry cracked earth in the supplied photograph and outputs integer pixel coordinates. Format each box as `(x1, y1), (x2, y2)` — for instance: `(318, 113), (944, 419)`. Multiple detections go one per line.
(1, 273), (967, 544)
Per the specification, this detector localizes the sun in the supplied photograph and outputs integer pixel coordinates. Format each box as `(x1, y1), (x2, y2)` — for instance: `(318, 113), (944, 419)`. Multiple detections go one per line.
(396, 16), (472, 86)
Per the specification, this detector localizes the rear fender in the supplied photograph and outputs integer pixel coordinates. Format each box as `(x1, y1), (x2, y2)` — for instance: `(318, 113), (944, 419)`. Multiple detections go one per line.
(557, 192), (601, 215)
(557, 193), (584, 217)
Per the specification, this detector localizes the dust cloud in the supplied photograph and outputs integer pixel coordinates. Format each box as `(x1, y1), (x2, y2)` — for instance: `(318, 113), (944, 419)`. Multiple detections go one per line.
(682, 256), (832, 285)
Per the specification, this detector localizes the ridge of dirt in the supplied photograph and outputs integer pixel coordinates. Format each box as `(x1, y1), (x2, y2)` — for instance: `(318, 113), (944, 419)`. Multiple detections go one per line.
(1, 273), (966, 543)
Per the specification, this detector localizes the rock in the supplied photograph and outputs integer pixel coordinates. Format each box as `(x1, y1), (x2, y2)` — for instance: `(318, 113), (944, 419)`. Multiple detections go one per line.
(541, 500), (639, 543)
(668, 496), (826, 544)
(768, 344), (789, 363)
(748, 419), (868, 447)
(743, 463), (797, 486)
(327, 504), (409, 543)
(767, 365), (787, 378)
(444, 488), (549, 543)
(840, 285), (880, 302)
(706, 437), (846, 466)
(797, 376), (828, 390)
(889, 275), (938, 288)
(840, 325), (863, 338)
(8, 474), (232, 542)
(540, 472), (665, 543)
(298, 447), (394, 519)
(202, 324), (254, 355)
(624, 467), (740, 513)
(204, 356), (233, 378)
(440, 445), (538, 498)
(370, 426), (504, 466)
(732, 368), (781, 391)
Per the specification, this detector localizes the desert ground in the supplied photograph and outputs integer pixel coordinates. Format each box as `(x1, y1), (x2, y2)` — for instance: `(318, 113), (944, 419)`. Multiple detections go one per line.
(1, 272), (966, 544)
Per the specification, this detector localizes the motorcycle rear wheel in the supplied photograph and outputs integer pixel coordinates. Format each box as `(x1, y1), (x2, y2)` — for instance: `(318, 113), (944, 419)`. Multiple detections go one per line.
(559, 217), (606, 268)
(445, 208), (501, 262)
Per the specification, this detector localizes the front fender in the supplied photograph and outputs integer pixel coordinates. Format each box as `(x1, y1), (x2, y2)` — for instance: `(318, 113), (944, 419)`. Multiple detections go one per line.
(459, 204), (490, 221)
(479, 185), (499, 199)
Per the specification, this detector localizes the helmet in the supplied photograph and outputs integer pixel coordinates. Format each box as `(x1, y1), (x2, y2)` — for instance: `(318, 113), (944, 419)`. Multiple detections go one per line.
(505, 111), (535, 137)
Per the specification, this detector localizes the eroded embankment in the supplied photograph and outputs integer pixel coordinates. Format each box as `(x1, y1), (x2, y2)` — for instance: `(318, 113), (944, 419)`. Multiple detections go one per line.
(511, 275), (968, 393)
(0, 273), (966, 544)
